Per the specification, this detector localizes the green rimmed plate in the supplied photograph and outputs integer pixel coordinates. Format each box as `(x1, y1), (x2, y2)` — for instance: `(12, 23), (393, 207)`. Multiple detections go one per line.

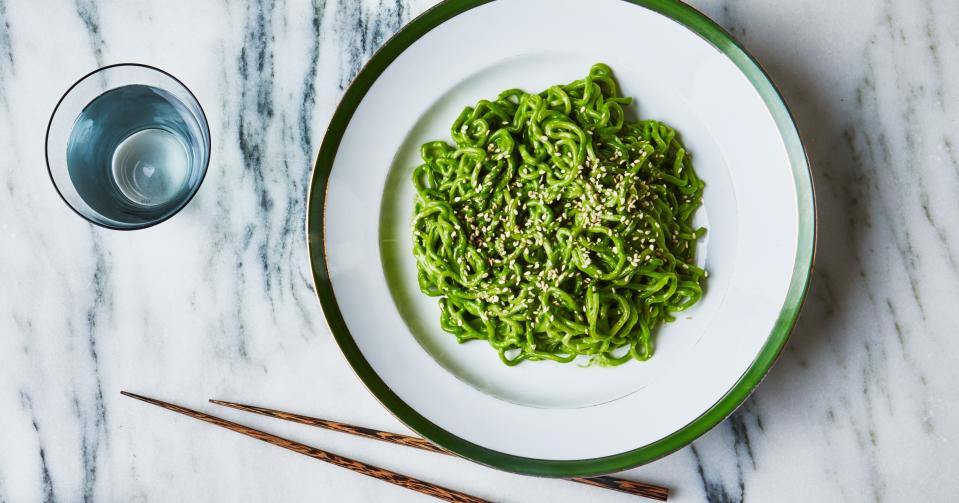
(307, 0), (814, 476)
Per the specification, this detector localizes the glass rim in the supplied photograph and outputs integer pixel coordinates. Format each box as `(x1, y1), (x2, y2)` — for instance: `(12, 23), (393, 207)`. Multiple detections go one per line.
(45, 62), (212, 231)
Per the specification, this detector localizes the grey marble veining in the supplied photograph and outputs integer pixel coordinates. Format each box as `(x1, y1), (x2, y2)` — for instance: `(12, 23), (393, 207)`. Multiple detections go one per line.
(0, 1), (956, 502)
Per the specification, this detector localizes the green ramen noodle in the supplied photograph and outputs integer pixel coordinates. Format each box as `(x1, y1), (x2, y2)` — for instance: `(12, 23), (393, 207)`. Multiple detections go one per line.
(411, 64), (706, 366)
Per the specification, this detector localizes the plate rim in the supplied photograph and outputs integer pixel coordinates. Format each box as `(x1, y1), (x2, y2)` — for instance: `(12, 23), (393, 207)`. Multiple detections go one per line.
(307, 0), (816, 476)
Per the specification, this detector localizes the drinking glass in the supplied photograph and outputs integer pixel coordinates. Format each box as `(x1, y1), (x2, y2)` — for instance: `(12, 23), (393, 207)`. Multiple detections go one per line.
(46, 63), (210, 230)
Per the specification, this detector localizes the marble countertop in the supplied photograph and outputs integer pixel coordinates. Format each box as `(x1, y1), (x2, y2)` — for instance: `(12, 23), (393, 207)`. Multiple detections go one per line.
(1, 0), (956, 501)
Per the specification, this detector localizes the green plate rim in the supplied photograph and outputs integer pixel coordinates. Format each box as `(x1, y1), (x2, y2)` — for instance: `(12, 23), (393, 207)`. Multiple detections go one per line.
(306, 0), (816, 477)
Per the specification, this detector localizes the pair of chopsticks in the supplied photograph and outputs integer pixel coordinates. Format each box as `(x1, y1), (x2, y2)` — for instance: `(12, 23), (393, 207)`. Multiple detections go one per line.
(121, 391), (669, 501)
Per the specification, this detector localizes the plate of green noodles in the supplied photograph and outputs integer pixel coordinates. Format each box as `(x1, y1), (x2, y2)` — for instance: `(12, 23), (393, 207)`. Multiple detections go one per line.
(308, 0), (814, 476)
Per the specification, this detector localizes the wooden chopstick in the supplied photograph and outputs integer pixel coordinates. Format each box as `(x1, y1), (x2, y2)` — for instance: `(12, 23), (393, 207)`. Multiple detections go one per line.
(210, 399), (670, 501)
(120, 391), (488, 503)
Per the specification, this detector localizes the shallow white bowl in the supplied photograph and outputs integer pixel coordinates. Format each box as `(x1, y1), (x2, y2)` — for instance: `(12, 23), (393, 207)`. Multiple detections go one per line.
(308, 0), (815, 476)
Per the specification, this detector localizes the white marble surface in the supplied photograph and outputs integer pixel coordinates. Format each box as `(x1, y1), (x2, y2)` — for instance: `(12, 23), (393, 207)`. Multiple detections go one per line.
(0, 0), (956, 501)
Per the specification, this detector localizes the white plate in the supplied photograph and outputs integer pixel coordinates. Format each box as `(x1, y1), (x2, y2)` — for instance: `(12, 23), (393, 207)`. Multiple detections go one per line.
(308, 0), (814, 476)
